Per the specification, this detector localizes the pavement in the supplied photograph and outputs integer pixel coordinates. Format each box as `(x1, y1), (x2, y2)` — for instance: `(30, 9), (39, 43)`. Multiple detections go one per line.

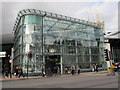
(1, 70), (116, 81)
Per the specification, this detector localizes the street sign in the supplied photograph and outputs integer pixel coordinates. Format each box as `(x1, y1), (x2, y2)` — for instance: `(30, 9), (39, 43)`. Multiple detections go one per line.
(10, 56), (12, 59)
(104, 49), (109, 61)
(0, 52), (6, 57)
(9, 59), (13, 63)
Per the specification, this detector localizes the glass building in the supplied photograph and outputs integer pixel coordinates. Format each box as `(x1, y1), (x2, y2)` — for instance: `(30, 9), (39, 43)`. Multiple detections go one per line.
(13, 9), (105, 75)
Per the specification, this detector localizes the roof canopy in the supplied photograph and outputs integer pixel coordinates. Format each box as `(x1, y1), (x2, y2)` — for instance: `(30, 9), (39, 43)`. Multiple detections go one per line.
(13, 9), (102, 32)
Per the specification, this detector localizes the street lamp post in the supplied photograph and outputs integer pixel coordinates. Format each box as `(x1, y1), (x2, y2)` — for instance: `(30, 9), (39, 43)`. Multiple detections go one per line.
(27, 53), (29, 78)
(41, 13), (46, 76)
(27, 51), (32, 78)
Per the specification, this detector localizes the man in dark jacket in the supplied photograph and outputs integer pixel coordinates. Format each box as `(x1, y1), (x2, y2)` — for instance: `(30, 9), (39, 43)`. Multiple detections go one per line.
(18, 67), (24, 78)
(15, 67), (19, 77)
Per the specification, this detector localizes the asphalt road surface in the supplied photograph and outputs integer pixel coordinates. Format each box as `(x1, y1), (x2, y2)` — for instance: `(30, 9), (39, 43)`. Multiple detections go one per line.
(2, 73), (118, 88)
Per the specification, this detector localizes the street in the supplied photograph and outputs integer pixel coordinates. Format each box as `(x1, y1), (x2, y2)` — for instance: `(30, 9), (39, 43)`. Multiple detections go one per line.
(2, 72), (118, 88)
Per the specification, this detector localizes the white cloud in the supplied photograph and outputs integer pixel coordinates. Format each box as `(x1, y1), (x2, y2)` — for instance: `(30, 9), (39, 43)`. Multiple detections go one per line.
(74, 2), (118, 33)
(1, 2), (118, 35)
(1, 0), (120, 2)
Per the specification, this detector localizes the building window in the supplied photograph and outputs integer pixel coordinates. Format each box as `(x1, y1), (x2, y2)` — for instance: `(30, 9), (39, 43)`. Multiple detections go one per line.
(24, 15), (42, 24)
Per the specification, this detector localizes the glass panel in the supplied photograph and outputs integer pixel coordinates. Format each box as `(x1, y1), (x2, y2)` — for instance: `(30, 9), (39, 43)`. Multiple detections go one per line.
(24, 15), (42, 24)
(26, 24), (34, 34)
(45, 45), (60, 54)
(77, 47), (84, 54)
(83, 40), (90, 47)
(77, 40), (83, 46)
(63, 55), (76, 66)
(63, 46), (75, 54)
(44, 35), (60, 45)
(78, 63), (84, 69)
(84, 48), (89, 54)
(91, 55), (99, 63)
(78, 55), (83, 63)
(91, 47), (99, 54)
(24, 15), (28, 24)
(36, 55), (42, 72)
(84, 55), (90, 62)
(84, 63), (90, 68)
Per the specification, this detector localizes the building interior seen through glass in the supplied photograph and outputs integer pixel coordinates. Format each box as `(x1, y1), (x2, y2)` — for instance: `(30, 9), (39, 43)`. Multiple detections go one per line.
(13, 10), (105, 75)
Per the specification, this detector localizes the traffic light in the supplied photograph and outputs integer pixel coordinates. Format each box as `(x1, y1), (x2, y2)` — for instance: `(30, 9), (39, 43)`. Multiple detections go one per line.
(28, 52), (32, 58)
(30, 52), (32, 58)
(104, 49), (109, 61)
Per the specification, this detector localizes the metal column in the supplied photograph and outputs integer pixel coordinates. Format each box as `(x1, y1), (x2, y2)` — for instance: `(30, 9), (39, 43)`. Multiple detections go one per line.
(42, 16), (44, 75)
(60, 36), (63, 74)
(42, 14), (46, 75)
(89, 47), (92, 67)
(75, 40), (78, 73)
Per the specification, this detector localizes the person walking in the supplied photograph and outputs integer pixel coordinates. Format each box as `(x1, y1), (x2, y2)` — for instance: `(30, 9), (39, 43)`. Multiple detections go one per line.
(56, 66), (59, 76)
(18, 67), (24, 78)
(65, 67), (68, 74)
(4, 67), (9, 78)
(15, 67), (19, 77)
(111, 63), (116, 76)
(53, 67), (56, 76)
(92, 64), (95, 72)
(42, 67), (45, 77)
(95, 64), (98, 72)
(71, 64), (75, 75)
(78, 67), (81, 75)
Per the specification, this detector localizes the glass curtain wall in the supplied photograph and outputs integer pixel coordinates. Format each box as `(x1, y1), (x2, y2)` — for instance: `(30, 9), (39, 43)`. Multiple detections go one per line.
(43, 16), (105, 73)
(14, 15), (43, 74)
(14, 14), (105, 74)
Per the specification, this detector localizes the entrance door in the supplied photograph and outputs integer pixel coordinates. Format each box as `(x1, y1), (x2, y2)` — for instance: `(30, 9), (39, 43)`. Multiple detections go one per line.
(45, 55), (60, 76)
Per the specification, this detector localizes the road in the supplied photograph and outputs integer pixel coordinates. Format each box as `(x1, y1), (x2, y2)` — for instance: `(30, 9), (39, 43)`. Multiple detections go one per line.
(2, 73), (118, 88)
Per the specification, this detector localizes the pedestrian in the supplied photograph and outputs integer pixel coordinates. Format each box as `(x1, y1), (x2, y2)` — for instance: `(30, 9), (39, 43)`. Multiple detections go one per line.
(71, 64), (75, 75)
(42, 67), (45, 77)
(111, 63), (116, 76)
(53, 67), (56, 76)
(92, 64), (95, 72)
(48, 67), (52, 76)
(67, 68), (70, 74)
(7, 68), (10, 78)
(18, 67), (21, 77)
(55, 66), (57, 75)
(95, 64), (98, 72)
(15, 67), (19, 77)
(65, 67), (68, 74)
(78, 67), (81, 75)
(4, 67), (9, 78)
(18, 67), (24, 78)
(57, 66), (60, 75)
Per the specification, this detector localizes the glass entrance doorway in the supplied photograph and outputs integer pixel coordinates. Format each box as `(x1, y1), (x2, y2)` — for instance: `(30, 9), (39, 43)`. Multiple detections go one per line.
(45, 55), (60, 76)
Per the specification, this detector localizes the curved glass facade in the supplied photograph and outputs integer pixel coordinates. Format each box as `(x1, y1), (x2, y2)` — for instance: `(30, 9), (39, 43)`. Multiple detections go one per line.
(13, 9), (105, 75)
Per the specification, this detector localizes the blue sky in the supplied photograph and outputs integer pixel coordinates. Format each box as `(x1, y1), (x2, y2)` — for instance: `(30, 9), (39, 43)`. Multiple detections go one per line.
(89, 2), (104, 7)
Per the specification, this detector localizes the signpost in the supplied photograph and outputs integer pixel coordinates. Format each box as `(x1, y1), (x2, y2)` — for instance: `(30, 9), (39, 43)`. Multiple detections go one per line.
(9, 59), (13, 63)
(27, 51), (32, 78)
